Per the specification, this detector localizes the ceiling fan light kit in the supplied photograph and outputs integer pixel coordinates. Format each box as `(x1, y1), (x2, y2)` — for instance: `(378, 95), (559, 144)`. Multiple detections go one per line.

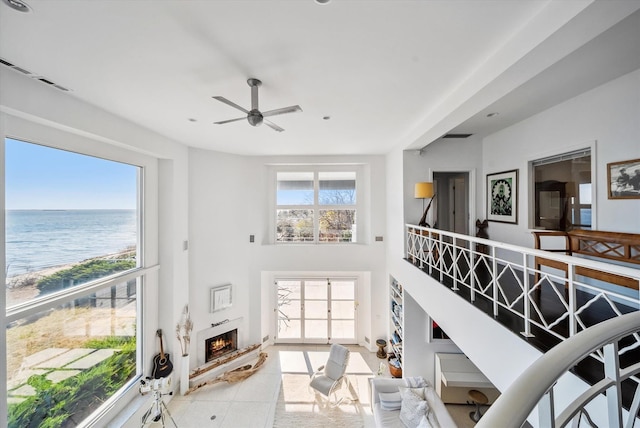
(213, 78), (302, 132)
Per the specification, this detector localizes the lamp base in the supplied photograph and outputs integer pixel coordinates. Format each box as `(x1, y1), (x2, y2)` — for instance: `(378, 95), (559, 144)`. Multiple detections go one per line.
(418, 193), (437, 228)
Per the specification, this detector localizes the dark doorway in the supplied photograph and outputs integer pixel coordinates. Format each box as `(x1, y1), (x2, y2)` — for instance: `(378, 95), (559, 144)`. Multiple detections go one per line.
(433, 172), (469, 234)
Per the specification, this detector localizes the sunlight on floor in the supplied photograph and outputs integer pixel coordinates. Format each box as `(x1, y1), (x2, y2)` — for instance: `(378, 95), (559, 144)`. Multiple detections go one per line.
(165, 345), (380, 428)
(273, 346), (376, 427)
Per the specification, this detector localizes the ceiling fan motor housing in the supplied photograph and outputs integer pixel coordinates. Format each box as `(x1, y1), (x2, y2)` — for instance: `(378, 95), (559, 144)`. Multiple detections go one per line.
(247, 109), (263, 126)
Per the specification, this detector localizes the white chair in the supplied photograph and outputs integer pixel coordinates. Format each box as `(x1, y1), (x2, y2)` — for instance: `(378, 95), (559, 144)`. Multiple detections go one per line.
(309, 343), (356, 406)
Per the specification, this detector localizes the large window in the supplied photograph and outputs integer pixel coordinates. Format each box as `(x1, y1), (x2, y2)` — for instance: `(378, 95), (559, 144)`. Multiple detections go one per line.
(531, 148), (592, 231)
(276, 169), (357, 243)
(5, 138), (141, 427)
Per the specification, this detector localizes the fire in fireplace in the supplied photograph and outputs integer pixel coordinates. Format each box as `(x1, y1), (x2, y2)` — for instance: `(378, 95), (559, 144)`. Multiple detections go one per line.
(205, 328), (238, 362)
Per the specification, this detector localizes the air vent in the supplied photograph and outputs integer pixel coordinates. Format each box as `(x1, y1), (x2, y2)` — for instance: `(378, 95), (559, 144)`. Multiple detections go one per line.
(13, 66), (32, 75)
(443, 133), (473, 139)
(0, 57), (71, 92)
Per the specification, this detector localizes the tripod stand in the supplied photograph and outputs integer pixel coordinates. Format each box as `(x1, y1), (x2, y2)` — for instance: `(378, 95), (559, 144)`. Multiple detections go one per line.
(140, 380), (178, 427)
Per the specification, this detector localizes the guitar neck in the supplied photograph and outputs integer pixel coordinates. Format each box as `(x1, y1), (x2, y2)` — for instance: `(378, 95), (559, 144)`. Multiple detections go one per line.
(157, 329), (165, 358)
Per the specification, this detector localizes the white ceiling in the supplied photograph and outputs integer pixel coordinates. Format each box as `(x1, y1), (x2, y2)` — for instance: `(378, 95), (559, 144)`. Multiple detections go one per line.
(1, 0), (639, 156)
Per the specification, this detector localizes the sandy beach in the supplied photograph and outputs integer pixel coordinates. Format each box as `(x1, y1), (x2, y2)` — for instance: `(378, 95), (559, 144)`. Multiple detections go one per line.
(5, 249), (136, 307)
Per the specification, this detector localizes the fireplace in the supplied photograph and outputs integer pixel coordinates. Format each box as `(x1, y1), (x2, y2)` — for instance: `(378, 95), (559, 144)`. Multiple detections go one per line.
(205, 328), (238, 362)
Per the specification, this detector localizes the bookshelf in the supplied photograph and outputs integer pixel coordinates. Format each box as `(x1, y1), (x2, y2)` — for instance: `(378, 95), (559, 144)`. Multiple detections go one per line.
(389, 277), (403, 376)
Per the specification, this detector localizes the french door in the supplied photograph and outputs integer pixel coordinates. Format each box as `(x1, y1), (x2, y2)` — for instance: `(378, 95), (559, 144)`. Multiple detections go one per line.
(275, 278), (357, 343)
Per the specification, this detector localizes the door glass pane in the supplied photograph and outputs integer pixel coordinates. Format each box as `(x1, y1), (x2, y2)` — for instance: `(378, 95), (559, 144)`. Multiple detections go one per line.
(277, 172), (314, 205)
(278, 320), (301, 339)
(278, 281), (301, 299)
(305, 320), (327, 339)
(305, 300), (327, 319)
(7, 281), (137, 427)
(319, 210), (356, 243)
(276, 209), (314, 242)
(331, 320), (355, 339)
(279, 299), (301, 319)
(277, 281), (301, 339)
(331, 301), (354, 319)
(305, 281), (327, 299)
(319, 172), (355, 204)
(331, 280), (355, 299)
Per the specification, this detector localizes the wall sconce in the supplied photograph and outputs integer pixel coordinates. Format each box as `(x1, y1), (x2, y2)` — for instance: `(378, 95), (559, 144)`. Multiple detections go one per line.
(414, 182), (436, 227)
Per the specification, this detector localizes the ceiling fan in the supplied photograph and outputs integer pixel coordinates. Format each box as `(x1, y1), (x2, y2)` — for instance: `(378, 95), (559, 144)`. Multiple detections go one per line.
(213, 78), (302, 132)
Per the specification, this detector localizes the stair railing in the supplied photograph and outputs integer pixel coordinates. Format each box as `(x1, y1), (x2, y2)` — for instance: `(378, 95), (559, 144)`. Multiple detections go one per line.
(477, 311), (640, 428)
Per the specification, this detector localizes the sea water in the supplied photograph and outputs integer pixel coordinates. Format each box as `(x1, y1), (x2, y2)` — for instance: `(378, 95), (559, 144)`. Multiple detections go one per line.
(5, 209), (137, 277)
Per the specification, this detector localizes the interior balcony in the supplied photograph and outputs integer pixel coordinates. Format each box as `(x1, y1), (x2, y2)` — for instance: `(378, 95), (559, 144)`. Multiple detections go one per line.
(391, 225), (640, 426)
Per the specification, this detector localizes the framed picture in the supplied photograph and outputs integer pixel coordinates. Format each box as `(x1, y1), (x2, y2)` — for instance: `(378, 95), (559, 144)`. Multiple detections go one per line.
(607, 158), (640, 199)
(487, 169), (518, 224)
(210, 284), (232, 312)
(428, 318), (451, 343)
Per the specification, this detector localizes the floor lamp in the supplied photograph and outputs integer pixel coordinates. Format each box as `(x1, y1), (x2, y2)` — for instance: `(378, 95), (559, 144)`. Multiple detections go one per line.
(415, 182), (436, 228)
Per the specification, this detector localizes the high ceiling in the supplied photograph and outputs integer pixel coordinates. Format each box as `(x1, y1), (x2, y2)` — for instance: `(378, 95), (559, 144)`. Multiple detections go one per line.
(1, 0), (639, 156)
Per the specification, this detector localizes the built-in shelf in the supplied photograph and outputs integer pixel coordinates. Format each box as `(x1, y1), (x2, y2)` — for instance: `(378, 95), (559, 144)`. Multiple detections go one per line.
(389, 277), (404, 374)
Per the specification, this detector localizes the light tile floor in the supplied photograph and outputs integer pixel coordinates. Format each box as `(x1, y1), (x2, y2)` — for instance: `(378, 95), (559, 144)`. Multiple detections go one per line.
(165, 344), (382, 428)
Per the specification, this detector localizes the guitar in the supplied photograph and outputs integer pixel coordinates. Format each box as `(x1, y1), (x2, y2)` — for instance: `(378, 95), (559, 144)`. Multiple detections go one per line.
(151, 329), (173, 379)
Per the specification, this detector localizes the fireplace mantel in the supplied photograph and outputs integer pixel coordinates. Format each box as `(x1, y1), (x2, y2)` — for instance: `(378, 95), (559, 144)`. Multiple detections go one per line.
(196, 317), (244, 367)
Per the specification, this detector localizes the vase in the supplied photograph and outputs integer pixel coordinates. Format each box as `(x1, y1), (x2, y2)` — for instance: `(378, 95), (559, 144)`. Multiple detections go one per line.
(180, 355), (190, 395)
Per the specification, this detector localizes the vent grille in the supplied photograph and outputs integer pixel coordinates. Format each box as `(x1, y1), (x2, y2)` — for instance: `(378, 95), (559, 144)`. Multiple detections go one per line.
(0, 57), (71, 91)
(443, 133), (473, 139)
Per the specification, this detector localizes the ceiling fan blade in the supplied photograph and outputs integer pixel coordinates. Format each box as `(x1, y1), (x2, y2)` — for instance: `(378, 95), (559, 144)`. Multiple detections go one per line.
(264, 119), (284, 132)
(261, 105), (302, 118)
(212, 96), (249, 114)
(214, 116), (246, 125)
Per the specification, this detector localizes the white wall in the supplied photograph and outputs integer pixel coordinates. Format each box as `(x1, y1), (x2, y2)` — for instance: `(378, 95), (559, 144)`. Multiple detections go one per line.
(404, 137), (483, 235)
(483, 69), (640, 247)
(188, 149), (388, 352)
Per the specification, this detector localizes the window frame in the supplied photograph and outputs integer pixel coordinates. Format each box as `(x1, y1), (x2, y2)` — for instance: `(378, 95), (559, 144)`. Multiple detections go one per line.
(528, 144), (596, 231)
(271, 164), (363, 244)
(2, 114), (159, 427)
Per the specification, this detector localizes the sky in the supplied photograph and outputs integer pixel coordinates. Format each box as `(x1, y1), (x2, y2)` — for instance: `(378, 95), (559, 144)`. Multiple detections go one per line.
(5, 138), (138, 210)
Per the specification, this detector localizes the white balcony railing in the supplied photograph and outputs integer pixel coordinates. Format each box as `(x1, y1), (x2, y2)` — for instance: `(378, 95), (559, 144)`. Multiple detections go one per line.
(406, 225), (640, 342)
(406, 224), (640, 426)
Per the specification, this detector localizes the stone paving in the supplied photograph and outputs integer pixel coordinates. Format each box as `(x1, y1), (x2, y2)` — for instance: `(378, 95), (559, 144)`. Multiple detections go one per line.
(7, 347), (119, 404)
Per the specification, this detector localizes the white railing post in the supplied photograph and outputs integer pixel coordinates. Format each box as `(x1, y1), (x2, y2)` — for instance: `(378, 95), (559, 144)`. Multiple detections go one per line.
(604, 342), (622, 428)
(470, 240), (476, 302)
(521, 252), (534, 338)
(438, 233), (444, 283)
(419, 230), (425, 269)
(452, 236), (460, 291)
(568, 263), (577, 337)
(406, 225), (411, 262)
(430, 231), (436, 274)
(491, 245), (498, 317)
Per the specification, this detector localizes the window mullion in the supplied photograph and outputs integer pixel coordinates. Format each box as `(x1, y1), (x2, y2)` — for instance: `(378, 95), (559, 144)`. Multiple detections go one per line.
(314, 171), (320, 243)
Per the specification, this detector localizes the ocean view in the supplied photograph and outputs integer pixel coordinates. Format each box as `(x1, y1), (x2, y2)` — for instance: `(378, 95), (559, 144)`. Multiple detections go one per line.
(5, 209), (137, 277)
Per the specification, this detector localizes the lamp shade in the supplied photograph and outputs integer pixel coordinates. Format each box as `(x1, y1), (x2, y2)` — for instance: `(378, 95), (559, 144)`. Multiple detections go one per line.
(414, 182), (434, 199)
